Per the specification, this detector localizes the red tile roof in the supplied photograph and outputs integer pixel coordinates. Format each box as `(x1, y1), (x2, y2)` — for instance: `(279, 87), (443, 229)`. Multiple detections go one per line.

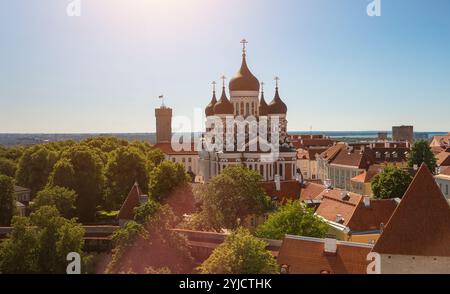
(260, 180), (301, 201)
(277, 235), (372, 274)
(348, 199), (398, 232)
(439, 166), (450, 176)
(372, 164), (450, 256)
(436, 149), (450, 167)
(297, 147), (329, 160)
(315, 190), (363, 226)
(118, 183), (143, 220)
(299, 182), (325, 201)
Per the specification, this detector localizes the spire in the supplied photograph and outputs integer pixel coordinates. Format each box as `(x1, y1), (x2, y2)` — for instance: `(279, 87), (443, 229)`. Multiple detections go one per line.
(259, 82), (269, 116)
(214, 76), (234, 115)
(268, 76), (287, 114)
(205, 81), (217, 117)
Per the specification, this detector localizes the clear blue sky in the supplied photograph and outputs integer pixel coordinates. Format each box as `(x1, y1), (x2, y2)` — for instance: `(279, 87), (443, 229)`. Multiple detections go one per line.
(1, 0), (449, 133)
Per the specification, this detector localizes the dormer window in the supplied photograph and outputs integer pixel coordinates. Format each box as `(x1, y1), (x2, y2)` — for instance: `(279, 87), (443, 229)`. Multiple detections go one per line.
(375, 151), (381, 159)
(385, 152), (390, 159)
(393, 152), (398, 158)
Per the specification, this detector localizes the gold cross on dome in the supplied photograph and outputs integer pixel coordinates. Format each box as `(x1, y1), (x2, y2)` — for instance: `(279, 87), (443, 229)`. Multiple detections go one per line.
(212, 81), (216, 92)
(261, 82), (265, 92)
(221, 75), (227, 88)
(274, 76), (280, 88)
(240, 39), (248, 54)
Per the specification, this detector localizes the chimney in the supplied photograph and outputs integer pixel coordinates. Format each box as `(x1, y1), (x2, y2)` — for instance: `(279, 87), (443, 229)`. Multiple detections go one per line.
(324, 179), (332, 190)
(324, 236), (337, 254)
(363, 196), (370, 208)
(340, 191), (349, 200)
(139, 194), (149, 205)
(413, 164), (419, 171)
(275, 175), (281, 191)
(335, 214), (343, 223)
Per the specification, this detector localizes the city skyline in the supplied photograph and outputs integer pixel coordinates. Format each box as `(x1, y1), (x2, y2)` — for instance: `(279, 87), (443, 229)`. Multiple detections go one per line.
(1, 0), (450, 133)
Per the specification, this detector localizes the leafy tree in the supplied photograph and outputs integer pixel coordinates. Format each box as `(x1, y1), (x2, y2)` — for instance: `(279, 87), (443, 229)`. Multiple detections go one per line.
(408, 139), (438, 173)
(188, 166), (273, 231)
(371, 165), (413, 199)
(149, 160), (190, 202)
(198, 228), (279, 274)
(105, 147), (149, 210)
(0, 206), (85, 274)
(106, 203), (193, 274)
(0, 158), (17, 177)
(255, 201), (328, 240)
(0, 175), (15, 226)
(33, 186), (77, 218)
(59, 146), (105, 222)
(147, 148), (165, 168)
(47, 159), (76, 189)
(15, 146), (58, 197)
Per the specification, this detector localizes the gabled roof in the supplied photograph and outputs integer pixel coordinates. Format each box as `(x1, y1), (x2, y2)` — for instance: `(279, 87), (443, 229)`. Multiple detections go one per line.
(260, 180), (301, 202)
(315, 190), (363, 226)
(277, 235), (372, 274)
(300, 182), (325, 201)
(118, 183), (143, 220)
(372, 164), (450, 256)
(348, 199), (398, 232)
(436, 149), (450, 167)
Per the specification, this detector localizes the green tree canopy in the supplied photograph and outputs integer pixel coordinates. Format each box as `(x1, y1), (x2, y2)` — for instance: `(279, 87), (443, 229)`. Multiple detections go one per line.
(0, 157), (17, 178)
(0, 206), (85, 274)
(48, 158), (76, 189)
(0, 175), (15, 226)
(59, 146), (105, 222)
(15, 146), (58, 197)
(408, 139), (438, 173)
(188, 166), (273, 231)
(105, 146), (149, 210)
(198, 228), (279, 274)
(106, 203), (193, 274)
(255, 201), (328, 240)
(149, 160), (190, 202)
(33, 186), (77, 218)
(371, 165), (413, 199)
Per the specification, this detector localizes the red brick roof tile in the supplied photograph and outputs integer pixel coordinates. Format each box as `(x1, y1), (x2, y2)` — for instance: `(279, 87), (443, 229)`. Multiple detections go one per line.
(118, 183), (143, 220)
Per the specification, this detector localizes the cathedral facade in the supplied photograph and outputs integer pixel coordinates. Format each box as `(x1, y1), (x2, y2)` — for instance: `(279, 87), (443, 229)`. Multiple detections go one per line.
(199, 41), (298, 183)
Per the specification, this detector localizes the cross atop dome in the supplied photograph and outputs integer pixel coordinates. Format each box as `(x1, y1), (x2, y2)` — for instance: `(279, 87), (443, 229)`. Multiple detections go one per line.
(241, 39), (248, 55)
(212, 81), (216, 92)
(274, 76), (280, 88)
(221, 75), (227, 88)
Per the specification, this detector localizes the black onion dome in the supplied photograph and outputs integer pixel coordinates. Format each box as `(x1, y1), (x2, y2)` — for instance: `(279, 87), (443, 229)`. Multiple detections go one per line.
(259, 90), (269, 116)
(205, 91), (217, 116)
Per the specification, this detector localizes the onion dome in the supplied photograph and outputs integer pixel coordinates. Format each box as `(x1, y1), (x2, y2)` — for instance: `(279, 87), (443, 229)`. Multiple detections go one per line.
(229, 40), (260, 92)
(268, 79), (287, 114)
(205, 82), (217, 116)
(258, 83), (269, 116)
(214, 82), (234, 115)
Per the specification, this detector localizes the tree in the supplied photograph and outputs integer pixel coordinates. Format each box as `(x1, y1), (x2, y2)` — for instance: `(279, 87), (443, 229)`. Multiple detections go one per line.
(33, 186), (77, 218)
(198, 228), (279, 274)
(105, 147), (149, 210)
(59, 146), (105, 222)
(106, 202), (193, 274)
(0, 175), (15, 226)
(149, 160), (190, 202)
(0, 157), (17, 178)
(188, 166), (273, 231)
(255, 201), (328, 240)
(408, 140), (437, 173)
(371, 165), (413, 199)
(15, 146), (58, 197)
(47, 159), (75, 189)
(0, 206), (85, 274)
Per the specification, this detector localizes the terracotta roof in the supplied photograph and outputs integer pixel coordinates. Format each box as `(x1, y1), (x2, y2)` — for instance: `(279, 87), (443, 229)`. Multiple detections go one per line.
(277, 235), (372, 274)
(260, 180), (301, 201)
(348, 199), (398, 232)
(315, 190), (363, 226)
(118, 183), (143, 220)
(351, 165), (382, 183)
(153, 143), (198, 155)
(297, 148), (329, 160)
(372, 164), (450, 256)
(320, 144), (346, 161)
(431, 146), (445, 155)
(431, 134), (450, 148)
(300, 182), (325, 201)
(436, 149), (450, 166)
(229, 54), (260, 92)
(439, 166), (450, 176)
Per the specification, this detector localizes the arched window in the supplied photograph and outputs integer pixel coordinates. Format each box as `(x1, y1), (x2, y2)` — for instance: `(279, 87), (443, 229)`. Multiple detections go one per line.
(260, 165), (264, 177)
(246, 103), (249, 116)
(279, 164), (283, 177)
(241, 102), (244, 114)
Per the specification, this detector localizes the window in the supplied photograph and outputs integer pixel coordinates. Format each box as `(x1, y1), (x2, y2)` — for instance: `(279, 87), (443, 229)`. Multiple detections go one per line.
(446, 184), (449, 196)
(172, 158), (176, 162)
(376, 152), (381, 159)
(188, 157), (192, 163)
(182, 158), (186, 163)
(279, 164), (283, 177)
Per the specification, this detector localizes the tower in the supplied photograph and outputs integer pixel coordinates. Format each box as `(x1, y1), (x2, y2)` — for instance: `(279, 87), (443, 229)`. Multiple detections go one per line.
(155, 104), (172, 144)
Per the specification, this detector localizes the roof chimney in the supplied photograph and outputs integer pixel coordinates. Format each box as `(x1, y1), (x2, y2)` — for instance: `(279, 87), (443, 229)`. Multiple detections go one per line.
(340, 191), (349, 200)
(139, 194), (149, 205)
(335, 214), (343, 223)
(324, 179), (332, 190)
(275, 175), (281, 191)
(363, 196), (371, 208)
(324, 236), (337, 254)
(413, 164), (419, 171)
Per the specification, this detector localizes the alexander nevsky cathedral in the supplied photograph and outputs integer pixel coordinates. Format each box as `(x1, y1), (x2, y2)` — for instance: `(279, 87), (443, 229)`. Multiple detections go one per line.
(198, 40), (298, 183)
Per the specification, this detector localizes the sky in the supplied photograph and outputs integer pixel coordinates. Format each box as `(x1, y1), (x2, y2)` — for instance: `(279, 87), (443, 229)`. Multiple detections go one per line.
(1, 0), (450, 133)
